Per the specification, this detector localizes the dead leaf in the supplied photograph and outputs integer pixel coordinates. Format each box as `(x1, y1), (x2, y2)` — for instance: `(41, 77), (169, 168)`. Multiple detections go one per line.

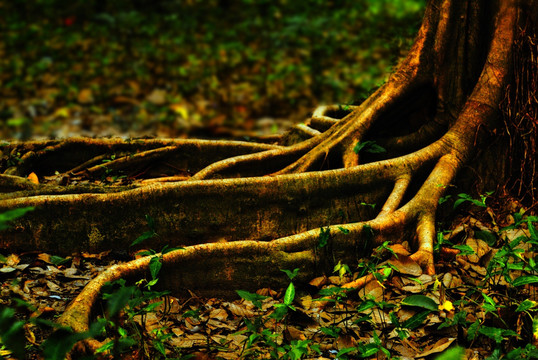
(127, 80), (141, 95)
(284, 325), (306, 341)
(388, 255), (422, 276)
(146, 88), (167, 105)
(27, 172), (39, 184)
(309, 275), (329, 288)
(416, 338), (456, 358)
(389, 243), (411, 256)
(359, 279), (384, 301)
(52, 107), (70, 118)
(256, 288), (277, 297)
(37, 253), (51, 263)
(299, 294), (313, 310)
(209, 308), (228, 322)
(336, 333), (357, 350)
(77, 88), (94, 104)
(328, 275), (343, 285)
(6, 254), (20, 267)
(225, 302), (255, 318)
(113, 96), (140, 106)
(170, 103), (189, 119)
(465, 238), (490, 263)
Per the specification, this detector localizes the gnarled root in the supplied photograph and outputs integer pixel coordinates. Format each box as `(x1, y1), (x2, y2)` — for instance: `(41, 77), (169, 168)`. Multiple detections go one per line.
(0, 0), (524, 356)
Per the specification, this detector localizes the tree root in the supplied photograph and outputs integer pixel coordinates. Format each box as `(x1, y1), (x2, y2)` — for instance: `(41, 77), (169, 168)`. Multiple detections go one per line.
(0, 0), (525, 356)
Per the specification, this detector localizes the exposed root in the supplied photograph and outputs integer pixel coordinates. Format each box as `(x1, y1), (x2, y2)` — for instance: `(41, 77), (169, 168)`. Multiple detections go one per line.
(0, 1), (526, 357)
(377, 175), (412, 217)
(191, 136), (320, 180)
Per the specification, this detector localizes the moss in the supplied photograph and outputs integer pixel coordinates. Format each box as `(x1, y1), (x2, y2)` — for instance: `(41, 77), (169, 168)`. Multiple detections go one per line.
(88, 225), (105, 252)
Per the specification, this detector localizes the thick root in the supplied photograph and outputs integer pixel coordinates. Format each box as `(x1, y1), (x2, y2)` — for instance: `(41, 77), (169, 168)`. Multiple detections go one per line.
(0, 1), (524, 357)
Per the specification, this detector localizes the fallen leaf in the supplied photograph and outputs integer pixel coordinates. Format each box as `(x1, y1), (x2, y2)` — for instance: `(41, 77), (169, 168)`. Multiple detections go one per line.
(6, 254), (20, 267)
(27, 172), (39, 185)
(226, 302), (255, 318)
(309, 275), (329, 288)
(52, 107), (70, 118)
(388, 255), (422, 276)
(77, 88), (94, 104)
(209, 308), (228, 322)
(146, 88), (167, 105)
(359, 279), (384, 302)
(388, 243), (411, 256)
(284, 325), (305, 341)
(464, 238), (490, 263)
(170, 103), (189, 119)
(336, 333), (357, 350)
(416, 338), (456, 358)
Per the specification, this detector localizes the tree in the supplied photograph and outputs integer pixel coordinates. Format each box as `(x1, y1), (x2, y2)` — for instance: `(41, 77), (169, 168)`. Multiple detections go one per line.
(0, 0), (537, 351)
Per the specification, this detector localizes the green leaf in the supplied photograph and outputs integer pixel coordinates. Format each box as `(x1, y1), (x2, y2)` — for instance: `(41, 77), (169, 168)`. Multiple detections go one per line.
(438, 195), (451, 205)
(95, 339), (114, 354)
(338, 226), (350, 234)
(50, 255), (70, 266)
(467, 320), (480, 341)
(516, 299), (538, 312)
(236, 290), (268, 309)
(336, 346), (356, 357)
(149, 255), (162, 280)
(0, 307), (25, 359)
(270, 303), (289, 321)
(402, 310), (431, 329)
(356, 299), (377, 312)
(130, 230), (157, 247)
(105, 285), (135, 318)
(434, 346), (465, 360)
(320, 326), (341, 338)
(353, 140), (386, 154)
(453, 198), (467, 209)
(359, 343), (380, 357)
(453, 244), (475, 256)
(318, 226), (331, 248)
(153, 340), (166, 356)
(145, 214), (155, 230)
(42, 321), (104, 360)
(284, 282), (295, 306)
(401, 295), (438, 311)
(513, 275), (538, 287)
(0, 206), (34, 230)
(161, 245), (185, 254)
(479, 326), (518, 343)
(280, 268), (300, 280)
(474, 230), (497, 246)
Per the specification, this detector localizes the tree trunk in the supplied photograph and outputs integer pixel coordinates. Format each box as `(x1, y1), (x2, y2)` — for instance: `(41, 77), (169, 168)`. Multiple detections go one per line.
(0, 0), (536, 352)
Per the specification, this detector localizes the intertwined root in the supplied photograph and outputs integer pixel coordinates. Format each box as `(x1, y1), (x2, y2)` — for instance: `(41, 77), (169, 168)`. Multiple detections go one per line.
(0, 0), (522, 355)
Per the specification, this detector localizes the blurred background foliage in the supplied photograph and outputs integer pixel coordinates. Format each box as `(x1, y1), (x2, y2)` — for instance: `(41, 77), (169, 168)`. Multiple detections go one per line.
(0, 0), (425, 140)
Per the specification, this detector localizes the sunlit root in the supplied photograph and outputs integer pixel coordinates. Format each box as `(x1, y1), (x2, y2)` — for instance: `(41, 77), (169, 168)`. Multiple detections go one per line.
(0, 2), (526, 357)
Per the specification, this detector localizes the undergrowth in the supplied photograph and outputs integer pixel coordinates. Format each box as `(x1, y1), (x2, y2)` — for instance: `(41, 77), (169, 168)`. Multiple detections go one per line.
(1, 194), (538, 359)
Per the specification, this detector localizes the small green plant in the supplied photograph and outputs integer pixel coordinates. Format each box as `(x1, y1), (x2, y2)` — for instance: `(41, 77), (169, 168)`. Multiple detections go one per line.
(353, 140), (386, 154)
(317, 226), (331, 248)
(453, 191), (493, 209)
(270, 271), (297, 322)
(0, 206), (34, 231)
(131, 214), (158, 247)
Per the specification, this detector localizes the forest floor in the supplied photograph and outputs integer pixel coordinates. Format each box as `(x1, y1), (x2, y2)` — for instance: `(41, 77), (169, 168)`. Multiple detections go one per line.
(3, 3), (538, 359)
(1, 200), (537, 359)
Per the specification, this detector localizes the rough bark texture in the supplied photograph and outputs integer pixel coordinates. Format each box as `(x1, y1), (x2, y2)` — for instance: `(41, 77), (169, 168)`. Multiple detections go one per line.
(0, 0), (536, 353)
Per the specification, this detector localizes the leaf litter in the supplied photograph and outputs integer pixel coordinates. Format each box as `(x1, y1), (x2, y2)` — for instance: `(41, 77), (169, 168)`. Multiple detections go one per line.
(0, 201), (537, 359)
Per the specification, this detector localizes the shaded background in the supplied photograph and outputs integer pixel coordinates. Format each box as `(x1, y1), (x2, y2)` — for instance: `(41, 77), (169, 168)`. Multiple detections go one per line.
(0, 0), (425, 140)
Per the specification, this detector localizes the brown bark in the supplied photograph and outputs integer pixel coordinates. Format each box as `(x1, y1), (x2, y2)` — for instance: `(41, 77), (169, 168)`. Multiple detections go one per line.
(0, 0), (536, 353)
